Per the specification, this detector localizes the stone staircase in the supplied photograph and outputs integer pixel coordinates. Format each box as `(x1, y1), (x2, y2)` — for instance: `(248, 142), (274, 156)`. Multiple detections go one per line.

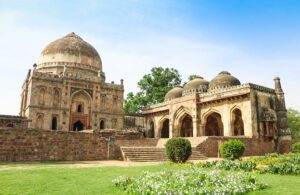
(121, 146), (207, 162)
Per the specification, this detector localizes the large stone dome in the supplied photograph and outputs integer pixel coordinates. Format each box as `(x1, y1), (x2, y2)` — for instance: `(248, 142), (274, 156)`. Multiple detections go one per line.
(183, 76), (209, 95)
(37, 32), (102, 74)
(164, 86), (183, 101)
(209, 71), (241, 91)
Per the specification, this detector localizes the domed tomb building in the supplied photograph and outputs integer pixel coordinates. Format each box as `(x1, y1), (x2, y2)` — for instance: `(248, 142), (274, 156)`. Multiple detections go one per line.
(20, 33), (124, 131)
(143, 72), (291, 151)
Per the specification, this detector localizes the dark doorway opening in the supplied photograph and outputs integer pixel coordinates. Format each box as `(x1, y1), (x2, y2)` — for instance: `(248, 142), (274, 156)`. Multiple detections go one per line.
(205, 112), (223, 136)
(73, 120), (84, 131)
(180, 115), (193, 137)
(161, 119), (169, 138)
(51, 117), (58, 130)
(232, 109), (244, 136)
(100, 120), (105, 130)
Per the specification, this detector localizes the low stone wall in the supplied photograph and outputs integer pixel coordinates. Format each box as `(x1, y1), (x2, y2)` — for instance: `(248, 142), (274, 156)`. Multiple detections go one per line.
(196, 137), (276, 157)
(0, 128), (108, 162)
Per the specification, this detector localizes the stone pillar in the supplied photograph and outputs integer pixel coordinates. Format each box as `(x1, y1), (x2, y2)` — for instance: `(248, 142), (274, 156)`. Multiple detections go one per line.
(193, 118), (198, 137)
(169, 119), (173, 138)
(223, 112), (231, 136)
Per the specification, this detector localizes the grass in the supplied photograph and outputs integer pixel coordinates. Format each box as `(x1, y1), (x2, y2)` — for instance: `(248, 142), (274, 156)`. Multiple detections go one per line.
(0, 163), (299, 195)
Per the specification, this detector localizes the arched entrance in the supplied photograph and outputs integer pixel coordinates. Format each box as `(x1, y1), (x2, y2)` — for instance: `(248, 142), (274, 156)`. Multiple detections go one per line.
(51, 117), (58, 130)
(73, 120), (84, 131)
(232, 109), (244, 136)
(148, 121), (155, 138)
(161, 119), (169, 138)
(180, 115), (193, 137)
(205, 112), (223, 136)
(70, 91), (91, 131)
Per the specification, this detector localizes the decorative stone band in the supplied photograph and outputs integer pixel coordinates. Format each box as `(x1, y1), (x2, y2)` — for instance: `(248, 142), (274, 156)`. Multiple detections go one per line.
(37, 62), (100, 72)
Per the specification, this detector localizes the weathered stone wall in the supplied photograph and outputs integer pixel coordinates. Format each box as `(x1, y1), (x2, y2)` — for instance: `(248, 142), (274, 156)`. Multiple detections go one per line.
(0, 128), (108, 162)
(196, 137), (276, 157)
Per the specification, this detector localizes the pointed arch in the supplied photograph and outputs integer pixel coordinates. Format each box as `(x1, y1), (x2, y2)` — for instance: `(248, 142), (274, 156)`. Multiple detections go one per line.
(230, 106), (244, 136)
(36, 114), (44, 129)
(38, 87), (46, 105)
(173, 106), (193, 137)
(203, 110), (223, 136)
(158, 115), (169, 138)
(51, 116), (58, 130)
(53, 88), (60, 107)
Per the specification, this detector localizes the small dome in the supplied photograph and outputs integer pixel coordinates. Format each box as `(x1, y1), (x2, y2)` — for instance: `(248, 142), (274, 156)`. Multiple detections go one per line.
(164, 86), (183, 101)
(183, 76), (209, 95)
(209, 71), (241, 91)
(37, 32), (102, 73)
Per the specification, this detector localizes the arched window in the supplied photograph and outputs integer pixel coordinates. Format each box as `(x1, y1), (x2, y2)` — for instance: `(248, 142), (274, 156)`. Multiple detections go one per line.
(77, 104), (83, 113)
(100, 120), (105, 130)
(51, 117), (58, 130)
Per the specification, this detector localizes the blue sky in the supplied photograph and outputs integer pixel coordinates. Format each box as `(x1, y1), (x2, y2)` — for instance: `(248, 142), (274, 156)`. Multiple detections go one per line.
(0, 0), (300, 114)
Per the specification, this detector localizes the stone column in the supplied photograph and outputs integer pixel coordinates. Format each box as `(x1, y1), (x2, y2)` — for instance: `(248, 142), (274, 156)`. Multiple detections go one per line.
(222, 112), (231, 136)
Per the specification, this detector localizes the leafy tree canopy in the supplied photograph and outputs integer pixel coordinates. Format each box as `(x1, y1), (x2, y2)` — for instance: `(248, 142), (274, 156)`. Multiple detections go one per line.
(124, 67), (181, 113)
(287, 108), (300, 143)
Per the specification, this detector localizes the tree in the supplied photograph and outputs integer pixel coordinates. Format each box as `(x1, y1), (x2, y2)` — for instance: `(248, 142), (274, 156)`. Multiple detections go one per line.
(287, 108), (300, 143)
(124, 67), (181, 113)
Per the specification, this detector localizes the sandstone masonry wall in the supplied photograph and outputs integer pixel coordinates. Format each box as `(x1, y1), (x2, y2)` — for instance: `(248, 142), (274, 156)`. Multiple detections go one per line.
(0, 129), (108, 162)
(196, 137), (276, 157)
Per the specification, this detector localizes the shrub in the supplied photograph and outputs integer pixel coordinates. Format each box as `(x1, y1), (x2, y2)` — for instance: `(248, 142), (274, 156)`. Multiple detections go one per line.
(220, 140), (245, 160)
(293, 142), (300, 153)
(165, 137), (192, 163)
(113, 167), (267, 194)
(198, 160), (257, 172)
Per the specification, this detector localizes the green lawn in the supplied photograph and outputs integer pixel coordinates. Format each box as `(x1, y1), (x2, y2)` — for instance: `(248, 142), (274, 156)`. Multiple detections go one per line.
(0, 164), (299, 195)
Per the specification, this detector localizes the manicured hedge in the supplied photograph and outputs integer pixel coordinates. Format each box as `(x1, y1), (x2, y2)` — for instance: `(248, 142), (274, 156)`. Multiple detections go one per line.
(165, 137), (192, 163)
(220, 139), (245, 160)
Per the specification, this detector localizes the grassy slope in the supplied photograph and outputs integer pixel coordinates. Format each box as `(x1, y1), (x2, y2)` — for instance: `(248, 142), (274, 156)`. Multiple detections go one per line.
(0, 164), (299, 195)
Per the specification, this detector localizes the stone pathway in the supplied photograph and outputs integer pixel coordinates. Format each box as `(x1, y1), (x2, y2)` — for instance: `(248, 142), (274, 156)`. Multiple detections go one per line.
(0, 158), (221, 171)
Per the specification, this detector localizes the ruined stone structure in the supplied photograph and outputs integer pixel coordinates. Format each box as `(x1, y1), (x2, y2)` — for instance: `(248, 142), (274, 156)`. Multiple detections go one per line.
(19, 33), (124, 131)
(143, 72), (291, 153)
(0, 33), (292, 162)
(0, 115), (28, 129)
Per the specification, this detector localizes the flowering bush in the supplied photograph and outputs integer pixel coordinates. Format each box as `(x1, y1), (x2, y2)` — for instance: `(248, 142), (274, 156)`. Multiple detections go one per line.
(220, 140), (245, 160)
(200, 153), (300, 175)
(198, 160), (257, 172)
(113, 167), (266, 194)
(165, 137), (192, 163)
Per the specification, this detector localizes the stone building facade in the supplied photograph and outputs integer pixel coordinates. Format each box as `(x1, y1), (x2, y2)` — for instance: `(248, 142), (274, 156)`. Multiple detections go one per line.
(143, 72), (291, 152)
(19, 33), (124, 131)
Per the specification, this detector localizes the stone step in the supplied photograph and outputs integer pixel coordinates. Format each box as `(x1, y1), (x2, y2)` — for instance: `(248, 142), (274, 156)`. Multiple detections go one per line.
(121, 146), (207, 162)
